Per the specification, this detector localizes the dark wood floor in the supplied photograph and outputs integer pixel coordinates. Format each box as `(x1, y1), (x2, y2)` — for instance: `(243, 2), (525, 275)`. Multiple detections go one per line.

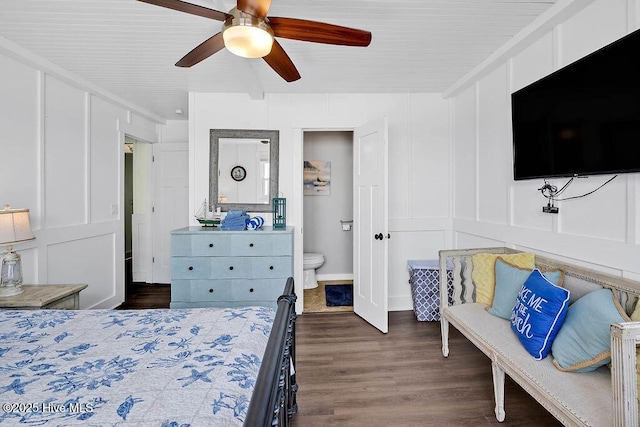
(292, 311), (562, 427)
(118, 288), (562, 426)
(115, 282), (171, 309)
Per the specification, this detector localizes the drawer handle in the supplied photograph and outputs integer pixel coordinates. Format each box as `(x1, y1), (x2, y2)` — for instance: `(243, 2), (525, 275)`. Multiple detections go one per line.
(209, 243), (214, 248)
(249, 243), (254, 247)
(229, 266), (234, 271)
(269, 266), (274, 270)
(188, 266), (193, 271)
(209, 288), (214, 293)
(249, 288), (254, 293)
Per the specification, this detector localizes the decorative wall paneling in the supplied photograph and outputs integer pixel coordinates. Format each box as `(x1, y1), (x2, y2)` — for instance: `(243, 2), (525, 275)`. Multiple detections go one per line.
(0, 45), (164, 308)
(447, 0), (640, 280)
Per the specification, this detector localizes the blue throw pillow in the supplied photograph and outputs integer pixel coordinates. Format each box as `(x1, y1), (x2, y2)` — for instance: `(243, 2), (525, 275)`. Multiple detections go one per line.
(510, 269), (570, 360)
(488, 258), (564, 320)
(552, 288), (629, 372)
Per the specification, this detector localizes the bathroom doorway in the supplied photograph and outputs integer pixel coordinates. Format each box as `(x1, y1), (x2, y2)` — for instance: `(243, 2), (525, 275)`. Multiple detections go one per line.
(302, 131), (354, 313)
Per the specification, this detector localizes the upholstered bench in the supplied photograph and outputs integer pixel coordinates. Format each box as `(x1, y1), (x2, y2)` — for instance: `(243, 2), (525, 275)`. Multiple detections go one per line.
(439, 247), (640, 426)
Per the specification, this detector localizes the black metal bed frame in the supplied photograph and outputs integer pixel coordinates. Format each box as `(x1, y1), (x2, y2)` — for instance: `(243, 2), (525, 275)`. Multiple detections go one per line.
(244, 277), (298, 427)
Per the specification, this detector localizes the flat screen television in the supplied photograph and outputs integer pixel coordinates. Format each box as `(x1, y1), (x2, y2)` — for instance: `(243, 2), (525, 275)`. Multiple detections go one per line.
(511, 28), (640, 181)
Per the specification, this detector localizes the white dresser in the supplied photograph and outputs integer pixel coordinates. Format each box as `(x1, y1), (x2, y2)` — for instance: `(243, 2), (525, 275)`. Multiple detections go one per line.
(170, 226), (293, 308)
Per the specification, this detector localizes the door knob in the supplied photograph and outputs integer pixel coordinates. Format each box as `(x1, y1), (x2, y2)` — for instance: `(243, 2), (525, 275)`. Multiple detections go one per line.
(386, 233), (391, 239)
(374, 233), (383, 240)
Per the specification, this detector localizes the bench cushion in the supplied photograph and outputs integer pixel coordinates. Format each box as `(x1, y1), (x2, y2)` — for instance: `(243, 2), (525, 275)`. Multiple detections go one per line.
(445, 303), (611, 426)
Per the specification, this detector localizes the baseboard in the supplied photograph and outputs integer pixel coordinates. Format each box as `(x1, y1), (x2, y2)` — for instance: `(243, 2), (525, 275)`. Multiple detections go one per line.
(316, 273), (354, 282)
(389, 295), (413, 311)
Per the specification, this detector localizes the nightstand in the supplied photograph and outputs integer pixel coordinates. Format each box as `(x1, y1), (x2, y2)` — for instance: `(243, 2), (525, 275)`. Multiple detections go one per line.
(0, 284), (88, 310)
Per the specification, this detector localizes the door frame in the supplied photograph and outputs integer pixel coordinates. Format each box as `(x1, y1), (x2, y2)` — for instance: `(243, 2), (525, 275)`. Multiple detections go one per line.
(117, 119), (158, 302)
(125, 137), (153, 285)
(292, 123), (388, 320)
(293, 127), (352, 314)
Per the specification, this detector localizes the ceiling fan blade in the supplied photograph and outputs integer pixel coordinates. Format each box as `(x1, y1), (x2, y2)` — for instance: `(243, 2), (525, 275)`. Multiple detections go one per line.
(137, 0), (229, 21)
(237, 0), (271, 19)
(263, 41), (301, 82)
(269, 17), (372, 47)
(176, 32), (225, 67)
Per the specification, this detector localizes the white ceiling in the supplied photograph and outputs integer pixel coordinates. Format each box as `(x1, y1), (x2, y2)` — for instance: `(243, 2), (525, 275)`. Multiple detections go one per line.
(0, 0), (556, 121)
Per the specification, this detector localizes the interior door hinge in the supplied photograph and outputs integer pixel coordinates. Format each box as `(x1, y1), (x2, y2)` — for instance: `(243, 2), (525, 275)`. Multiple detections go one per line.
(152, 206), (155, 213)
(152, 257), (155, 263)
(152, 155), (155, 162)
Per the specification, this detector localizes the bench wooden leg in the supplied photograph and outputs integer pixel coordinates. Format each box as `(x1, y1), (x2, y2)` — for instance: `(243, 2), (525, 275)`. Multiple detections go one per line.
(491, 360), (506, 422)
(440, 317), (449, 357)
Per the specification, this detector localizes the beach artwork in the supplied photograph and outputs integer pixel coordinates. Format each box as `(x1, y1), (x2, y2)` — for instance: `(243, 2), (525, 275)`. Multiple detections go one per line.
(303, 160), (331, 195)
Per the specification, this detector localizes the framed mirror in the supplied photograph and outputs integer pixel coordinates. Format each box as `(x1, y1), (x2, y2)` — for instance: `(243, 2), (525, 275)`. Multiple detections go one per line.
(210, 129), (279, 212)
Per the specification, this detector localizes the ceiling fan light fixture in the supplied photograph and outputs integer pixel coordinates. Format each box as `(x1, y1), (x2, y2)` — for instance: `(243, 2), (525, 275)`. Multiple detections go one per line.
(223, 9), (274, 59)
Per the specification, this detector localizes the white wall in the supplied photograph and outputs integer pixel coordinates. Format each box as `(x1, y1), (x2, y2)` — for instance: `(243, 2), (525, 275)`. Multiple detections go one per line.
(0, 39), (165, 308)
(190, 92), (451, 311)
(448, 0), (640, 280)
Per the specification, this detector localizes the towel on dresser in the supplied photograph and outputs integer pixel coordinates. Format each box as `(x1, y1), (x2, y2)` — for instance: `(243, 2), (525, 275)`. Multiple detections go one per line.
(221, 210), (249, 230)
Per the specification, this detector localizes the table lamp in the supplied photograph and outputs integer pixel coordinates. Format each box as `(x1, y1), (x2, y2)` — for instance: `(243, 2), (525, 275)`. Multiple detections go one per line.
(0, 205), (35, 297)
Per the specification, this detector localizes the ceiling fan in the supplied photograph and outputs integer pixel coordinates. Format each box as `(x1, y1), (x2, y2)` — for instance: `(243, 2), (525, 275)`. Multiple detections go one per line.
(138, 0), (372, 82)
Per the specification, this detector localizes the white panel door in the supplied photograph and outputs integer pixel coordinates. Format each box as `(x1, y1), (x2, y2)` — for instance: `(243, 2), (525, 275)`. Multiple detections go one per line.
(132, 213), (150, 283)
(152, 142), (189, 284)
(132, 141), (151, 284)
(353, 117), (389, 333)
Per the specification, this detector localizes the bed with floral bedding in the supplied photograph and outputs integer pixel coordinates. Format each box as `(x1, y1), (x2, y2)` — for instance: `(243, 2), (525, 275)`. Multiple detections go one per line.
(0, 279), (297, 427)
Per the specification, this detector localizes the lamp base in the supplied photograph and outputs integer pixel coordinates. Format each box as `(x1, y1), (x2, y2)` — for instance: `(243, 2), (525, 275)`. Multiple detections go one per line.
(0, 284), (24, 297)
(1, 249), (24, 297)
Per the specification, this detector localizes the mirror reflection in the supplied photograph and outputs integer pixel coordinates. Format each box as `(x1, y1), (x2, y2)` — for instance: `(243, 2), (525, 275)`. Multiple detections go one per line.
(210, 129), (279, 213)
(218, 138), (270, 204)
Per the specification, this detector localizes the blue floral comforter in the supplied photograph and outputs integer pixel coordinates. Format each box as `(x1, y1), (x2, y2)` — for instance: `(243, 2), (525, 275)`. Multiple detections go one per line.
(0, 306), (276, 426)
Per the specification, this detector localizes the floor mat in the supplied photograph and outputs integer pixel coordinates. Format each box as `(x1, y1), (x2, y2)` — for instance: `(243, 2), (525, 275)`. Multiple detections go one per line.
(325, 284), (353, 306)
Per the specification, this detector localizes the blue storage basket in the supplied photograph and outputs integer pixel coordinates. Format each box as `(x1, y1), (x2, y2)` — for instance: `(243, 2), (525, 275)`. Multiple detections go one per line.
(407, 259), (454, 321)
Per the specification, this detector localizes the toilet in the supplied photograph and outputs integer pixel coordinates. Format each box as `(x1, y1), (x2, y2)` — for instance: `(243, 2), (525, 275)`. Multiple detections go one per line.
(303, 252), (325, 290)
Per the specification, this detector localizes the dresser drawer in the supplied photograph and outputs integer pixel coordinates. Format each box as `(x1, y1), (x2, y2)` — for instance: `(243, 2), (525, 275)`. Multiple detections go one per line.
(170, 226), (293, 308)
(251, 256), (292, 279)
(171, 280), (233, 302)
(171, 279), (285, 304)
(230, 233), (292, 256)
(172, 234), (231, 257)
(210, 257), (251, 279)
(231, 279), (287, 301)
(171, 258), (210, 279)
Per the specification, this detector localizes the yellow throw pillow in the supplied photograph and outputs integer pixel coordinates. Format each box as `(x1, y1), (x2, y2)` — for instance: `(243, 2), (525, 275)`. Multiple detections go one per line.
(471, 252), (535, 305)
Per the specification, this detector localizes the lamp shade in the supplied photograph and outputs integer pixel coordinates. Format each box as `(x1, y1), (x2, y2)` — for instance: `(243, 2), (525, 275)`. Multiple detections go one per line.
(222, 8), (274, 59)
(0, 205), (35, 245)
(223, 25), (273, 58)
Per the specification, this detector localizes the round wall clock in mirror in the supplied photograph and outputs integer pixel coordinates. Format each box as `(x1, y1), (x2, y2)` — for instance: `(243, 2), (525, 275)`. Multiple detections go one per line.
(231, 165), (246, 182)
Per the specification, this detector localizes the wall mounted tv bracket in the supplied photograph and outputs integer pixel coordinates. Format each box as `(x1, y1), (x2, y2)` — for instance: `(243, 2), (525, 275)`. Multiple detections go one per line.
(539, 182), (559, 214)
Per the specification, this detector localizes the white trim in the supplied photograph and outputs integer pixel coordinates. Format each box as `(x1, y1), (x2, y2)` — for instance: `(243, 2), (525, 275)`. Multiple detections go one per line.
(389, 294), (413, 312)
(316, 273), (354, 282)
